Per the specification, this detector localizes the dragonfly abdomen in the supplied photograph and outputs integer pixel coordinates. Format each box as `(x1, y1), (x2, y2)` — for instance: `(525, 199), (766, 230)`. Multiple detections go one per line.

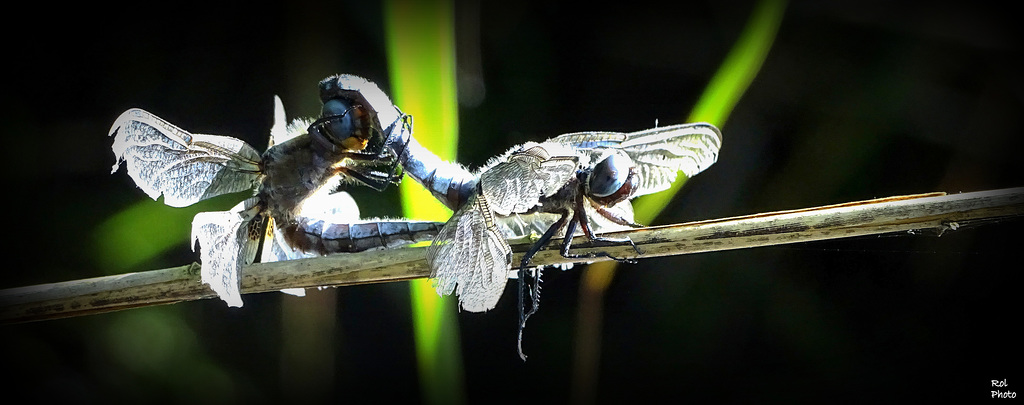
(284, 216), (443, 255)
(397, 135), (477, 211)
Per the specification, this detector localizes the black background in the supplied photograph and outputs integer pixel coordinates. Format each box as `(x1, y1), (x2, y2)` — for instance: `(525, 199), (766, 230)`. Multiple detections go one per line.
(3, 1), (1021, 403)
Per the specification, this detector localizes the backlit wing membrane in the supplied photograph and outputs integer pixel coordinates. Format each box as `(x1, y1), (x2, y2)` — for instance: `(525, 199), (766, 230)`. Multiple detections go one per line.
(191, 198), (263, 307)
(550, 122), (722, 196)
(428, 142), (581, 312)
(110, 108), (262, 207)
(427, 194), (512, 312)
(479, 143), (578, 216)
(494, 201), (635, 240)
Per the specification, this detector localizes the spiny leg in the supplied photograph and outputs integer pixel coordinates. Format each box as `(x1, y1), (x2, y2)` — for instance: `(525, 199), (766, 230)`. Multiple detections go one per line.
(517, 210), (569, 361)
(328, 143), (405, 188)
(593, 203), (645, 229)
(334, 163), (401, 192)
(565, 196), (643, 260)
(555, 213), (634, 263)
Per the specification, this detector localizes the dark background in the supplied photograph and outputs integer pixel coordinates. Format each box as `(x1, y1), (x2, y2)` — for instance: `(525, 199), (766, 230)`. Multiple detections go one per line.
(3, 1), (1021, 403)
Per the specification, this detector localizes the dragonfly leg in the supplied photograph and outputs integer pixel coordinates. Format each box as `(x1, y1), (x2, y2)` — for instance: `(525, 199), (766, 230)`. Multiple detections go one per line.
(517, 210), (570, 361)
(558, 213), (639, 263)
(333, 164), (400, 191)
(592, 203), (645, 229)
(335, 151), (394, 162)
(583, 198), (644, 255)
(565, 197), (643, 260)
(586, 234), (644, 258)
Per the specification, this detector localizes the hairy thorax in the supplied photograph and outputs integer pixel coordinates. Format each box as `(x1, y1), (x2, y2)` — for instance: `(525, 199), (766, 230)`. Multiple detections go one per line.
(257, 135), (334, 223)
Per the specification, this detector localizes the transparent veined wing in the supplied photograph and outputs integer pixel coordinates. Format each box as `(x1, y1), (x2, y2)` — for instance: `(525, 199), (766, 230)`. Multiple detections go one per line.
(110, 108), (263, 207)
(269, 95), (297, 147)
(191, 197), (263, 307)
(479, 142), (579, 216)
(427, 194), (513, 312)
(493, 199), (634, 241)
(550, 122), (722, 197)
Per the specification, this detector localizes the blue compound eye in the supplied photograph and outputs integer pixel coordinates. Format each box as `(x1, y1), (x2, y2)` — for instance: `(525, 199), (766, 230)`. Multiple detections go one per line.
(589, 153), (631, 198)
(322, 98), (351, 117)
(309, 98), (382, 154)
(320, 99), (357, 139)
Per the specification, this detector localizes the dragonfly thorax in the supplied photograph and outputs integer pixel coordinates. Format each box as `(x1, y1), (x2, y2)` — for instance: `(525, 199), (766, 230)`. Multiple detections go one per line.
(259, 135), (334, 221)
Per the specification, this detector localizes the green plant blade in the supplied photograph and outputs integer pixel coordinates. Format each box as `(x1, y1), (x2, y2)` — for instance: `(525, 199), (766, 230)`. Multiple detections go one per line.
(574, 0), (787, 401)
(383, 1), (466, 404)
(631, 0), (786, 223)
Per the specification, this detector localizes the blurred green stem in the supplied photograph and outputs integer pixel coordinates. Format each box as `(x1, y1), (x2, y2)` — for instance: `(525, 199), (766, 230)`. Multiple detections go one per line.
(572, 0), (787, 403)
(383, 1), (465, 404)
(631, 0), (786, 221)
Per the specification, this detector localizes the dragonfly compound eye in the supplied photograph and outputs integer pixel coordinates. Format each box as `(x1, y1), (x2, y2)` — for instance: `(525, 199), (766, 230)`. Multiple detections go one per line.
(589, 153), (630, 197)
(311, 98), (381, 154)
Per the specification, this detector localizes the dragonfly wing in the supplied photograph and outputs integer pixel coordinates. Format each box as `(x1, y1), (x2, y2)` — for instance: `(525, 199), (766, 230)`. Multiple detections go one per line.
(479, 142), (578, 216)
(548, 131), (626, 149)
(110, 108), (263, 207)
(620, 123), (722, 195)
(551, 122), (722, 196)
(494, 211), (564, 240)
(261, 216), (286, 262)
(268, 96), (288, 147)
(191, 198), (262, 307)
(427, 194), (512, 312)
(267, 95), (316, 148)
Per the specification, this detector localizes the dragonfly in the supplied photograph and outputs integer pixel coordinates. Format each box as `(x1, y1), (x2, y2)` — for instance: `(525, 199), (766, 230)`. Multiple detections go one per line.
(410, 122), (723, 359)
(110, 74), (443, 307)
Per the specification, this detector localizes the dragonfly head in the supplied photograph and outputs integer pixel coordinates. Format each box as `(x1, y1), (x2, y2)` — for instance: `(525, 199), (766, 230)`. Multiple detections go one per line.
(585, 151), (639, 207)
(313, 74), (408, 155)
(308, 97), (387, 157)
(308, 75), (413, 192)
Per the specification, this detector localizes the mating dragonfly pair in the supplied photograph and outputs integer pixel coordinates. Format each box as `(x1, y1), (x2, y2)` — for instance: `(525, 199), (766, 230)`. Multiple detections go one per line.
(110, 74), (722, 359)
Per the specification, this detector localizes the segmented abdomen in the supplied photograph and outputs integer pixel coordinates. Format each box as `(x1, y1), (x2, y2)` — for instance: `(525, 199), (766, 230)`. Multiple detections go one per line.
(282, 217), (444, 256)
